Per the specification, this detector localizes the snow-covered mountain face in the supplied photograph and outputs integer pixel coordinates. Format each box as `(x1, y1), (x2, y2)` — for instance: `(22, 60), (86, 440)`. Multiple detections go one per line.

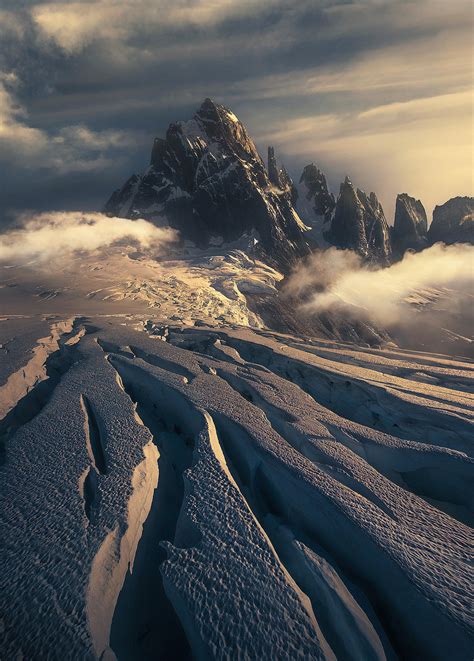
(326, 177), (392, 264)
(295, 168), (393, 263)
(428, 196), (474, 245)
(391, 193), (428, 257)
(105, 99), (310, 272)
(298, 164), (336, 222)
(296, 169), (392, 264)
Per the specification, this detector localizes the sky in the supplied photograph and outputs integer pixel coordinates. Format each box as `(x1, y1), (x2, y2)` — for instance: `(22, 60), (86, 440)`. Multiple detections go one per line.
(0, 0), (472, 228)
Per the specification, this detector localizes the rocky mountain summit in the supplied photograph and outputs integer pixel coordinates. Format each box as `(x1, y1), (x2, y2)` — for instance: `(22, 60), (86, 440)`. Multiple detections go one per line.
(106, 98), (473, 270)
(267, 146), (297, 205)
(297, 167), (473, 260)
(326, 177), (392, 263)
(428, 196), (474, 245)
(105, 99), (310, 272)
(294, 164), (335, 246)
(391, 193), (428, 256)
(297, 164), (335, 223)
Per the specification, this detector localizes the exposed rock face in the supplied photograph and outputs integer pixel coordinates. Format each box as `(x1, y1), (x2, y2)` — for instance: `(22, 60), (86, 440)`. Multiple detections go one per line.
(267, 146), (298, 206)
(105, 99), (310, 271)
(298, 164), (335, 221)
(267, 146), (281, 188)
(428, 197), (474, 245)
(295, 164), (335, 247)
(282, 166), (298, 207)
(328, 177), (392, 263)
(391, 193), (428, 256)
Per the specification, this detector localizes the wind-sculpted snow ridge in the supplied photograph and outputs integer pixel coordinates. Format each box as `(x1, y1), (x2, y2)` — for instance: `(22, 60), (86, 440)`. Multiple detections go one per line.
(1, 317), (473, 660)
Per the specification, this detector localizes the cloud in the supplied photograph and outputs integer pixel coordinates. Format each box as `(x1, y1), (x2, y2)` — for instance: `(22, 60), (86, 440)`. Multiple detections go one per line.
(0, 0), (472, 221)
(286, 244), (474, 327)
(0, 10), (26, 38)
(31, 0), (256, 54)
(0, 73), (144, 173)
(55, 124), (134, 150)
(0, 211), (178, 263)
(257, 89), (472, 222)
(0, 72), (51, 168)
(235, 26), (471, 103)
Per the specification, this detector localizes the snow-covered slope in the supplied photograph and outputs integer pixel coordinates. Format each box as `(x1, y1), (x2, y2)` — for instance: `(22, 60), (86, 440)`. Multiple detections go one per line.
(1, 267), (473, 659)
(0, 242), (283, 328)
(1, 217), (474, 659)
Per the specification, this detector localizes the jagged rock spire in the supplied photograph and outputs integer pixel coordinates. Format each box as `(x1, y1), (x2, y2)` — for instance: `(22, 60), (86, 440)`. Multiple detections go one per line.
(391, 193), (428, 256)
(328, 177), (392, 263)
(105, 99), (310, 272)
(267, 146), (281, 188)
(298, 164), (335, 221)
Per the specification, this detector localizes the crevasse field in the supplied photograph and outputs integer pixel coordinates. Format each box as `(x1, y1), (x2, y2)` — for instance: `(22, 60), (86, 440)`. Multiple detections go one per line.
(1, 243), (472, 660)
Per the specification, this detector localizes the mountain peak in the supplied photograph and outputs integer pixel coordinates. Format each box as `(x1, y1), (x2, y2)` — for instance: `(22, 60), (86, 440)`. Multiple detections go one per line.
(329, 178), (391, 263)
(195, 98), (241, 127)
(428, 196), (474, 245)
(196, 97), (225, 119)
(297, 163), (335, 225)
(201, 96), (217, 108)
(391, 192), (428, 256)
(104, 99), (310, 271)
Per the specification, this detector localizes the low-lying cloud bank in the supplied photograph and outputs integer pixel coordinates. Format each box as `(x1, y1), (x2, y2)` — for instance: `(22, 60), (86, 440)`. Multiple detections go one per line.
(0, 211), (177, 263)
(285, 243), (474, 326)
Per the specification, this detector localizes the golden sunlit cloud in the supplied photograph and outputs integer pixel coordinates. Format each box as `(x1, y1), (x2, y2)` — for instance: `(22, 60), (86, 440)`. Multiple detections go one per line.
(252, 22), (473, 222)
(261, 91), (472, 221)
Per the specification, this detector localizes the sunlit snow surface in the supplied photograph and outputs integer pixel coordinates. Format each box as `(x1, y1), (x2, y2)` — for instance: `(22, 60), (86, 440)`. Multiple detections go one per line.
(0, 247), (473, 660)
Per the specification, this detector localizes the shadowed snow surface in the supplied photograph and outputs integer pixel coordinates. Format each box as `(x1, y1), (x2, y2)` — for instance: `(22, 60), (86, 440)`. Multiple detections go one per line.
(0, 313), (473, 660)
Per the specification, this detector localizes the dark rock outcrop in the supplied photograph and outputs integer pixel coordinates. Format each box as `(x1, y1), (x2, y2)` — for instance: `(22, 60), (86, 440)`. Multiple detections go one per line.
(428, 197), (474, 245)
(295, 164), (335, 247)
(328, 177), (392, 263)
(267, 146), (281, 188)
(298, 164), (335, 222)
(391, 193), (428, 256)
(267, 146), (298, 205)
(105, 99), (310, 272)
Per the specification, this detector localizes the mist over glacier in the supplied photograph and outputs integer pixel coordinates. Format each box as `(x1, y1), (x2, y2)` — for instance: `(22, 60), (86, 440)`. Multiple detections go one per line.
(286, 243), (474, 324)
(282, 243), (474, 355)
(0, 211), (177, 263)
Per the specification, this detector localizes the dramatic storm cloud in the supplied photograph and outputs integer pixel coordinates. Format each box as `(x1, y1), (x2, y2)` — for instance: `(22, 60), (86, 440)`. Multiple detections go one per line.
(0, 211), (177, 263)
(0, 0), (472, 223)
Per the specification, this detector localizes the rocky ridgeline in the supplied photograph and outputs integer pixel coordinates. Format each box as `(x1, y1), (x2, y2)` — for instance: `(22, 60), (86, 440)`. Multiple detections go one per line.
(105, 99), (473, 269)
(428, 197), (474, 245)
(104, 98), (311, 272)
(326, 177), (392, 264)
